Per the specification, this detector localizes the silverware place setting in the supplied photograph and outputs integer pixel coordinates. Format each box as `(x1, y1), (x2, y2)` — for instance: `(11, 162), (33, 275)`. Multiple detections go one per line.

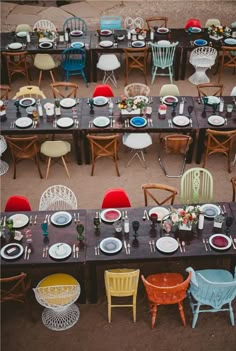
(34, 215), (37, 225)
(95, 245), (100, 256)
(202, 238), (208, 252)
(177, 237), (183, 253)
(27, 248), (31, 260)
(24, 246), (28, 260)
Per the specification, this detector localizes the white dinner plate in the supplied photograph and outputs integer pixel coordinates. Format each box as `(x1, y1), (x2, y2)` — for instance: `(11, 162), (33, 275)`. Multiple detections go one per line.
(133, 96), (149, 104)
(208, 115), (225, 126)
(39, 37), (54, 43)
(100, 29), (113, 36)
(130, 116), (147, 128)
(19, 97), (36, 107)
(8, 213), (29, 228)
(156, 237), (178, 253)
(49, 243), (72, 260)
(15, 117), (33, 129)
(8, 42), (23, 50)
(70, 30), (83, 37)
(157, 27), (169, 34)
(1, 243), (24, 260)
(172, 115), (190, 127)
(50, 211), (73, 226)
(209, 234), (231, 251)
(206, 96), (220, 105)
(194, 39), (207, 46)
(99, 40), (113, 48)
(59, 98), (76, 108)
(56, 117), (74, 128)
(157, 40), (170, 45)
(93, 96), (109, 106)
(16, 31), (27, 38)
(131, 41), (145, 48)
(71, 41), (85, 48)
(189, 27), (201, 33)
(39, 42), (53, 49)
(162, 95), (178, 105)
(93, 116), (110, 128)
(200, 204), (221, 218)
(149, 207), (170, 221)
(100, 209), (122, 223)
(100, 237), (122, 255)
(224, 38), (236, 45)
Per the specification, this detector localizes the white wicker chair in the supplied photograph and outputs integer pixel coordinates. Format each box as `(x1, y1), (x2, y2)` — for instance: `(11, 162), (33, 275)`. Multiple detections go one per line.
(124, 83), (150, 97)
(0, 136), (9, 176)
(189, 46), (217, 85)
(33, 273), (81, 331)
(33, 20), (56, 32)
(39, 185), (77, 211)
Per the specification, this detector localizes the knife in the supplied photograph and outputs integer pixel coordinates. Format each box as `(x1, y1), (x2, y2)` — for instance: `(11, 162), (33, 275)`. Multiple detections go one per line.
(230, 235), (236, 250)
(123, 240), (127, 254)
(177, 238), (183, 253)
(24, 246), (28, 260)
(73, 244), (76, 258)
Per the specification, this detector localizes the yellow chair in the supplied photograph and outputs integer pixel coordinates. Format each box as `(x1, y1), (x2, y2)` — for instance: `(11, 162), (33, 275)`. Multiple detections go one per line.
(34, 54), (60, 87)
(33, 273), (80, 331)
(15, 24), (32, 32)
(13, 85), (46, 99)
(104, 269), (140, 323)
(40, 140), (71, 179)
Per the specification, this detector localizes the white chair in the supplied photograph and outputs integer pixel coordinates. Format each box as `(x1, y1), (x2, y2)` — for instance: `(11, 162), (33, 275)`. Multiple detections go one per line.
(39, 185), (77, 211)
(15, 24), (32, 32)
(205, 19), (221, 28)
(96, 54), (121, 87)
(33, 20), (56, 32)
(159, 84), (180, 96)
(230, 86), (236, 96)
(33, 273), (80, 331)
(124, 17), (144, 30)
(0, 136), (9, 176)
(189, 47), (217, 85)
(122, 133), (153, 168)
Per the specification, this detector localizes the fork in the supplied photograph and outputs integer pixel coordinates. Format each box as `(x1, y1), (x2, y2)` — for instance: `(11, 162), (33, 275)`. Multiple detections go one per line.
(127, 243), (131, 255)
(29, 215), (33, 225)
(45, 246), (49, 258)
(206, 238), (211, 251)
(44, 214), (48, 223)
(149, 241), (153, 252)
(152, 240), (155, 252)
(182, 241), (186, 252)
(202, 238), (208, 251)
(27, 248), (31, 260)
(76, 246), (79, 258)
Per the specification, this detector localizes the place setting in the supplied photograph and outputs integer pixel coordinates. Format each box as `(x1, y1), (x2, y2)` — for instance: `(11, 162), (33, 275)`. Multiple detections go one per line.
(48, 242), (72, 260)
(50, 211), (73, 227)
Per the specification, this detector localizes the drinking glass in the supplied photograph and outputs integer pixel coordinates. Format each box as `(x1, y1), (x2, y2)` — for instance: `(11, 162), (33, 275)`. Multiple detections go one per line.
(113, 220), (122, 233)
(150, 213), (158, 227)
(187, 105), (193, 117)
(132, 220), (140, 235)
(225, 216), (233, 235)
(76, 223), (85, 241)
(93, 217), (100, 229)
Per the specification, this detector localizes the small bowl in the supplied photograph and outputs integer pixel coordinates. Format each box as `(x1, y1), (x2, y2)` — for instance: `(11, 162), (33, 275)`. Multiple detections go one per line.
(117, 35), (125, 41)
(26, 106), (35, 115)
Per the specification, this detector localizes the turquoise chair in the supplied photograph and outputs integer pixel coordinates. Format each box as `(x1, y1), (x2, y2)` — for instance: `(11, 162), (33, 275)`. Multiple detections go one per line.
(149, 41), (179, 84)
(63, 17), (88, 33)
(180, 167), (213, 204)
(100, 16), (122, 30)
(62, 48), (88, 87)
(186, 267), (236, 328)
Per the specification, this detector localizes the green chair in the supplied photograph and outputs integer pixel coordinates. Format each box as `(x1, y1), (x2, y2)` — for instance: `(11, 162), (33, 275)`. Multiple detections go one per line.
(149, 41), (179, 84)
(63, 17), (88, 33)
(180, 167), (213, 204)
(186, 267), (236, 328)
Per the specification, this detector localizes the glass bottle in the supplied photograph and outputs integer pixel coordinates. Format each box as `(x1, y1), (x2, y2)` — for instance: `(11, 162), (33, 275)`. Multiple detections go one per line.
(55, 99), (61, 116)
(37, 100), (43, 117)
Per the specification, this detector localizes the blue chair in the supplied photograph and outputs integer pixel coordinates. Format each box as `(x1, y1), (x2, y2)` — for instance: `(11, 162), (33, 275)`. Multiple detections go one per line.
(186, 267), (236, 328)
(149, 41), (179, 84)
(100, 16), (122, 30)
(63, 17), (88, 33)
(62, 48), (88, 87)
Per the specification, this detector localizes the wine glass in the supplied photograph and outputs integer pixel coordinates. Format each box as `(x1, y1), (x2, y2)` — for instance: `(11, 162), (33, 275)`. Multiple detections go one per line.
(76, 223), (85, 241)
(212, 103), (218, 114)
(93, 217), (100, 229)
(150, 213), (158, 227)
(171, 102), (177, 117)
(225, 216), (233, 235)
(132, 220), (140, 237)
(187, 105), (193, 117)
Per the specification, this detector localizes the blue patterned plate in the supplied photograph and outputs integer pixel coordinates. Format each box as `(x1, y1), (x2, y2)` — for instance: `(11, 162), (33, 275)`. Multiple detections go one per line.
(194, 39), (207, 46)
(130, 116), (147, 128)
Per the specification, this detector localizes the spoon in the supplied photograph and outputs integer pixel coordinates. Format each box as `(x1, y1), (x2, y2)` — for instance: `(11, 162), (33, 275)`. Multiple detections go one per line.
(76, 246), (79, 258)
(182, 241), (186, 252)
(143, 210), (147, 221)
(27, 248), (31, 260)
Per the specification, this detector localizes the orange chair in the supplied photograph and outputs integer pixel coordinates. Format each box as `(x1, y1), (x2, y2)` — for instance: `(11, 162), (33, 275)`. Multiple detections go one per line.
(101, 188), (131, 208)
(141, 271), (191, 328)
(5, 195), (32, 212)
(92, 84), (114, 97)
(185, 18), (201, 29)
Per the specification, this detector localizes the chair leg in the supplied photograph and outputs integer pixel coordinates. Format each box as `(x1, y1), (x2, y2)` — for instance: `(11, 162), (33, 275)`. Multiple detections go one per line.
(107, 296), (112, 323)
(192, 303), (201, 328)
(45, 157), (51, 179)
(229, 302), (235, 326)
(38, 70), (43, 87)
(150, 303), (157, 328)
(114, 158), (120, 177)
(61, 156), (70, 178)
(178, 301), (186, 326)
(50, 70), (55, 83)
(35, 156), (43, 179)
(13, 160), (16, 179)
(133, 296), (136, 323)
(91, 161), (95, 176)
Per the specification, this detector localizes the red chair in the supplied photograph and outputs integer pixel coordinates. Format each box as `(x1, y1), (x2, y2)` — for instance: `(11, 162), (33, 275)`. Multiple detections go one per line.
(5, 196), (32, 212)
(185, 18), (201, 29)
(92, 84), (114, 97)
(101, 188), (131, 208)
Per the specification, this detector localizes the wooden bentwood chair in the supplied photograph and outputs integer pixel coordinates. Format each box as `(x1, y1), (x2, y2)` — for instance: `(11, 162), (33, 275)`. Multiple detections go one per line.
(146, 17), (168, 30)
(86, 134), (120, 176)
(0, 85), (10, 100)
(196, 83), (224, 97)
(218, 46), (236, 82)
(123, 47), (148, 85)
(2, 51), (30, 86)
(141, 271), (191, 328)
(50, 82), (78, 99)
(231, 177), (236, 202)
(141, 183), (178, 206)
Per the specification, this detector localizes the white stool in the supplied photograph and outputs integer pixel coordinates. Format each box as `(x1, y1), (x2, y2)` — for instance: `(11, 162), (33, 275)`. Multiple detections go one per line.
(97, 54), (121, 87)
(0, 135), (9, 176)
(122, 133), (152, 168)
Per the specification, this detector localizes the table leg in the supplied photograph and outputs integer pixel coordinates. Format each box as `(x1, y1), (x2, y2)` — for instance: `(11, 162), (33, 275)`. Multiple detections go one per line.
(196, 129), (206, 164)
(91, 51), (98, 82)
(73, 130), (82, 165)
(186, 130), (196, 164)
(181, 48), (188, 80)
(83, 131), (91, 164)
(174, 47), (182, 81)
(87, 262), (98, 304)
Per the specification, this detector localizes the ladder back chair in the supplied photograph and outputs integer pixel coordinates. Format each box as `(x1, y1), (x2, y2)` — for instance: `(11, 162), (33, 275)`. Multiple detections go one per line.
(141, 183), (178, 206)
(123, 47), (148, 85)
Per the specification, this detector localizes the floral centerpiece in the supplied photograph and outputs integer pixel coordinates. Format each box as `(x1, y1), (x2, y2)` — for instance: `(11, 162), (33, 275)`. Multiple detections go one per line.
(118, 95), (148, 114)
(34, 27), (57, 40)
(162, 205), (201, 233)
(208, 25), (231, 40)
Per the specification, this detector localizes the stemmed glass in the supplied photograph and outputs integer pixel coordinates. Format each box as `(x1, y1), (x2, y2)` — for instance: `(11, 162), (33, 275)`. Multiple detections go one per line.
(93, 216), (100, 229)
(171, 102), (177, 117)
(187, 105), (193, 117)
(14, 100), (21, 117)
(89, 98), (94, 114)
(76, 223), (85, 241)
(132, 220), (140, 238)
(150, 213), (158, 227)
(212, 103), (218, 114)
(202, 97), (208, 117)
(225, 216), (233, 235)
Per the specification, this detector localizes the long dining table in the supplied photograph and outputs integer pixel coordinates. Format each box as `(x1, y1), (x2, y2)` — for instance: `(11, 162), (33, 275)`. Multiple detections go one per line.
(1, 203), (236, 303)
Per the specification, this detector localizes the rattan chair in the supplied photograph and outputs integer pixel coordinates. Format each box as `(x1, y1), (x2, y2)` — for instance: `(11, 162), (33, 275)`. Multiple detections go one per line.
(189, 46), (217, 85)
(39, 185), (77, 211)
(33, 19), (56, 32)
(123, 47), (148, 85)
(141, 183), (178, 206)
(124, 83), (150, 97)
(104, 269), (140, 322)
(50, 82), (78, 98)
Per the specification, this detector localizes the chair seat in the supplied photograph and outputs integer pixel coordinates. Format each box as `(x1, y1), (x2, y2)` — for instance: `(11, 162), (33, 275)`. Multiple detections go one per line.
(123, 133), (152, 149)
(195, 269), (234, 283)
(34, 54), (58, 70)
(41, 141), (71, 157)
(62, 61), (84, 71)
(190, 57), (215, 67)
(97, 54), (121, 71)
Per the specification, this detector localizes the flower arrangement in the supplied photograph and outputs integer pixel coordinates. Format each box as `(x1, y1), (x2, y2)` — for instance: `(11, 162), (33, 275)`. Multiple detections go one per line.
(118, 95), (147, 111)
(34, 27), (57, 40)
(135, 27), (147, 35)
(162, 205), (201, 233)
(208, 25), (231, 38)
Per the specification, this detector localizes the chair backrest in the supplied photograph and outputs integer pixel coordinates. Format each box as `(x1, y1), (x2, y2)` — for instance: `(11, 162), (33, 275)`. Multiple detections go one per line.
(190, 46), (217, 65)
(0, 85), (10, 100)
(219, 46), (236, 75)
(15, 24), (32, 32)
(123, 47), (148, 84)
(197, 83), (224, 97)
(105, 269), (140, 297)
(231, 176), (236, 202)
(186, 267), (236, 310)
(62, 47), (86, 67)
(92, 84), (114, 97)
(124, 83), (150, 97)
(124, 17), (144, 30)
(13, 85), (46, 99)
(185, 18), (201, 29)
(1, 272), (31, 303)
(100, 16), (122, 30)
(101, 188), (131, 208)
(159, 84), (180, 96)
(180, 167), (214, 204)
(141, 183), (178, 206)
(163, 134), (192, 154)
(5, 195), (31, 212)
(2, 51), (29, 81)
(51, 82), (78, 98)
(5, 135), (39, 160)
(33, 19), (56, 31)
(63, 17), (88, 33)
(230, 86), (236, 96)
(146, 17), (168, 30)
(205, 19), (221, 27)
(141, 272), (191, 304)
(39, 185), (77, 211)
(150, 42), (179, 69)
(87, 134), (119, 159)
